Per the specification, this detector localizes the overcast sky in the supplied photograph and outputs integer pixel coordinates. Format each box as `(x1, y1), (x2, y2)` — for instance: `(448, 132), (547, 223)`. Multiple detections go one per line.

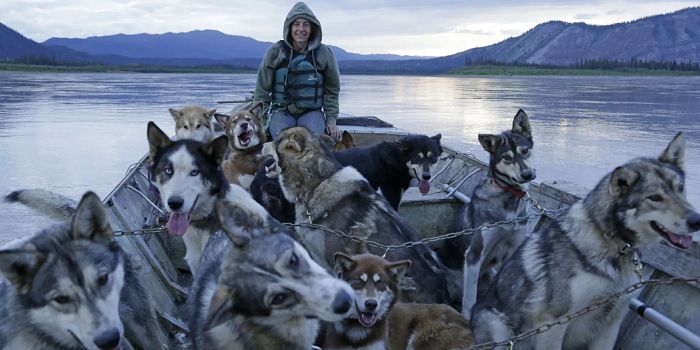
(1, 0), (697, 57)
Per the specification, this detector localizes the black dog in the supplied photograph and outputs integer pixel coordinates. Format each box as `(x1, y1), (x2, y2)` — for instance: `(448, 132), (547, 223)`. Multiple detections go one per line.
(334, 134), (443, 210)
(249, 157), (295, 223)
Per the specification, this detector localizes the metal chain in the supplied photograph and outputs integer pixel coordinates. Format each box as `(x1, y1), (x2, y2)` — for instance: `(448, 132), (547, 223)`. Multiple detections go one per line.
(283, 208), (567, 252)
(112, 227), (166, 237)
(461, 276), (700, 350)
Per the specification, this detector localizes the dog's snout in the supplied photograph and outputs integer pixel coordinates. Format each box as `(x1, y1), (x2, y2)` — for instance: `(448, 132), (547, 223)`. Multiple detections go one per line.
(168, 196), (184, 211)
(421, 172), (431, 181)
(241, 122), (248, 130)
(331, 290), (352, 315)
(687, 212), (700, 231)
(364, 299), (378, 311)
(522, 169), (536, 181)
(93, 328), (121, 350)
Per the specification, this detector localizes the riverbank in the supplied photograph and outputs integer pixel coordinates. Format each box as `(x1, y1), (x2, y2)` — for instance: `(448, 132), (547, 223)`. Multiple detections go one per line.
(3, 62), (700, 76)
(0, 62), (256, 73)
(448, 65), (700, 76)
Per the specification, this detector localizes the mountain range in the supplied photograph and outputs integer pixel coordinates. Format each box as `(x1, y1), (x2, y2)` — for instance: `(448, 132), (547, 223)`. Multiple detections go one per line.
(1, 7), (699, 73)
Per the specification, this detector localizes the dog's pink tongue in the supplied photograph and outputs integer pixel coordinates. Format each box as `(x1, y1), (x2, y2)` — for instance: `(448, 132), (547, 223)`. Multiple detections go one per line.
(166, 212), (189, 237)
(669, 232), (694, 249)
(418, 179), (430, 195)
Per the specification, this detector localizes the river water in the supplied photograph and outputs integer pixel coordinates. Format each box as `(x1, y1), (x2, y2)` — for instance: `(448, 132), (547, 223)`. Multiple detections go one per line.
(1, 72), (699, 244)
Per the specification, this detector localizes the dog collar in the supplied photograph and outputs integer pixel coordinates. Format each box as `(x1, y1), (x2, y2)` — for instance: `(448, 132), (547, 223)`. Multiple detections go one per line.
(490, 166), (526, 198)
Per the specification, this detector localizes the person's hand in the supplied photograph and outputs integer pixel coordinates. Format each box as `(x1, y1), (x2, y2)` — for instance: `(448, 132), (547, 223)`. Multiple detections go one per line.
(326, 124), (342, 142)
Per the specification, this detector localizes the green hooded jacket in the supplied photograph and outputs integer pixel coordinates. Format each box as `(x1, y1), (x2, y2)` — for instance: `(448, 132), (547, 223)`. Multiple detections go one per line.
(253, 2), (340, 126)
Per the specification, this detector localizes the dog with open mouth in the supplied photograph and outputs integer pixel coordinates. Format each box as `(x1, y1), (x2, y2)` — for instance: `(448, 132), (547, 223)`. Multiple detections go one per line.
(215, 102), (267, 191)
(325, 253), (474, 350)
(334, 133), (442, 210)
(146, 121), (230, 276)
(472, 132), (700, 349)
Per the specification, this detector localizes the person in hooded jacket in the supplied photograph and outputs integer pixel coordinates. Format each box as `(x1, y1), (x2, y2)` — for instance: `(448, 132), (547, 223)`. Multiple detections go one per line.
(254, 2), (342, 141)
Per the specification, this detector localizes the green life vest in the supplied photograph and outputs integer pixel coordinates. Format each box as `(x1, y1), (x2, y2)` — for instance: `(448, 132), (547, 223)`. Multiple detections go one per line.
(273, 51), (324, 111)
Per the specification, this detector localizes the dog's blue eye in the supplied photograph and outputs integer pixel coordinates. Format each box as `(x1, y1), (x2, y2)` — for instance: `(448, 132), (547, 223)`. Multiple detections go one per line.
(54, 295), (71, 304)
(350, 280), (363, 289)
(521, 149), (529, 155)
(164, 167), (173, 175)
(375, 281), (387, 290)
(97, 274), (109, 286)
(503, 155), (513, 162)
(648, 195), (663, 202)
(190, 169), (200, 176)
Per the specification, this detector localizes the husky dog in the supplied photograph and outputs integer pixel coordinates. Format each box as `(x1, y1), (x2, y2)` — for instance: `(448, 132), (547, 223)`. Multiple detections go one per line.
(1, 191), (166, 350)
(325, 253), (411, 350)
(326, 253), (474, 350)
(274, 127), (449, 303)
(189, 197), (353, 350)
(215, 102), (266, 190)
(334, 134), (443, 210)
(249, 142), (295, 223)
(147, 121), (230, 275)
(473, 132), (700, 349)
(438, 109), (535, 318)
(170, 105), (217, 142)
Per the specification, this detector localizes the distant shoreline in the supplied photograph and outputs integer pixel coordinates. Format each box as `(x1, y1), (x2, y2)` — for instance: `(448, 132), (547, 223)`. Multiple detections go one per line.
(2, 62), (700, 76)
(447, 65), (700, 76)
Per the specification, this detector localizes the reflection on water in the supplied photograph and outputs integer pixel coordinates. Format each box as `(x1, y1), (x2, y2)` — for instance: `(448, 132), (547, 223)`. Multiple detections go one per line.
(1, 72), (699, 244)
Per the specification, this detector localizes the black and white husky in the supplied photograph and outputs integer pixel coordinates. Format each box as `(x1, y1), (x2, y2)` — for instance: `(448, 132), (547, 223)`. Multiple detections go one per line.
(439, 109), (535, 318)
(189, 196), (353, 350)
(1, 191), (165, 350)
(147, 121), (230, 275)
(472, 132), (700, 349)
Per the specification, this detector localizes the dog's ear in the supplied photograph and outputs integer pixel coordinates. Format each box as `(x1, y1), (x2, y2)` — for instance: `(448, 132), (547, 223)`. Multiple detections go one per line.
(216, 199), (268, 247)
(478, 134), (501, 154)
(147, 122), (172, 162)
(168, 108), (182, 121)
(610, 166), (640, 197)
(512, 109), (532, 141)
(387, 259), (412, 281)
(71, 191), (113, 243)
(214, 113), (230, 129)
(205, 285), (235, 329)
(659, 132), (685, 170)
(249, 102), (265, 120)
(0, 245), (45, 293)
(342, 131), (355, 148)
(204, 135), (229, 166)
(431, 134), (442, 144)
(206, 109), (217, 120)
(333, 252), (355, 277)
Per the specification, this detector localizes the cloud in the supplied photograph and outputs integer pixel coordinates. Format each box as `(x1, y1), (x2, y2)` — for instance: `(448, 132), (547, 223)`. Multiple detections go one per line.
(0, 0), (698, 56)
(574, 13), (596, 20)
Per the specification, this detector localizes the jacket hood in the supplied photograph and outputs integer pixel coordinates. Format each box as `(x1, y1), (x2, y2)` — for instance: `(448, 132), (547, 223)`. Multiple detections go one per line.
(283, 2), (322, 51)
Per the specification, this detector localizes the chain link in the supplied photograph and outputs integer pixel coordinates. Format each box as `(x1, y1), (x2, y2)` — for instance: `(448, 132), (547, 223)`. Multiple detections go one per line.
(112, 227), (166, 237)
(461, 276), (700, 350)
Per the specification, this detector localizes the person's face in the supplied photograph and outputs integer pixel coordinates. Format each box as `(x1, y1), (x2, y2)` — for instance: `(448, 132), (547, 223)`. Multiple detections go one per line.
(291, 18), (311, 46)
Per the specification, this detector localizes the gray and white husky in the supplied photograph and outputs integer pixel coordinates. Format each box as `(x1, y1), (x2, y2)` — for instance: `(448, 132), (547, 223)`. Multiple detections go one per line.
(147, 121), (230, 275)
(189, 196), (353, 350)
(472, 132), (700, 349)
(1, 191), (165, 350)
(438, 109), (535, 318)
